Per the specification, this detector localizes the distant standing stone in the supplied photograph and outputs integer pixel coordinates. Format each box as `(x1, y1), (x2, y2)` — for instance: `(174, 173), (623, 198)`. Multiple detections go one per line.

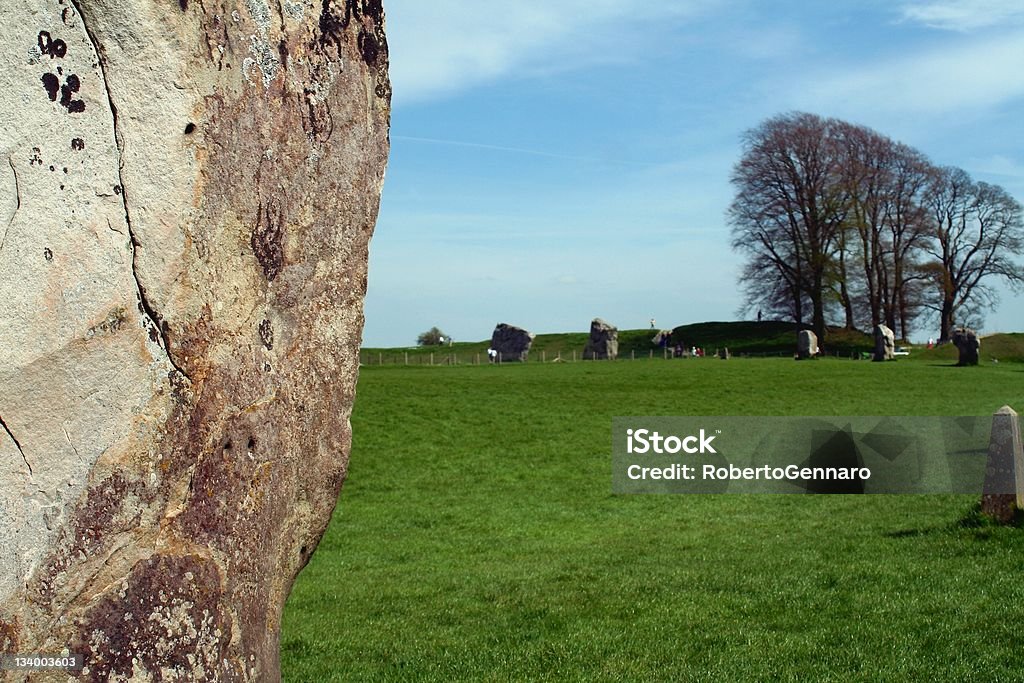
(873, 324), (895, 361)
(490, 323), (535, 362)
(797, 330), (818, 360)
(718, 347), (730, 360)
(584, 318), (618, 360)
(952, 327), (981, 366)
(981, 406), (1024, 523)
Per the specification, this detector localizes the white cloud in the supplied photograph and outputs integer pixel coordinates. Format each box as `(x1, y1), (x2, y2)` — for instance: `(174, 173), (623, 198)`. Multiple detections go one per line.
(793, 30), (1024, 118)
(383, 0), (713, 104)
(899, 0), (1024, 31)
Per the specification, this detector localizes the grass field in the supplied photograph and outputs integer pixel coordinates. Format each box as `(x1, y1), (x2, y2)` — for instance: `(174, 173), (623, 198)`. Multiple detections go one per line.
(281, 354), (1024, 681)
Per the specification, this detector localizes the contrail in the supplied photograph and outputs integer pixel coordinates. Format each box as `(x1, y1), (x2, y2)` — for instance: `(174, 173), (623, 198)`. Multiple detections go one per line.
(392, 134), (654, 166)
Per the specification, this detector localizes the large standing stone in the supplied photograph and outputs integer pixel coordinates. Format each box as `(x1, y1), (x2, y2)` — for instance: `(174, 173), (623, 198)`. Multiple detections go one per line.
(491, 323), (535, 362)
(873, 324), (895, 361)
(952, 327), (981, 366)
(0, 1), (389, 680)
(796, 330), (818, 360)
(981, 406), (1024, 523)
(584, 318), (618, 360)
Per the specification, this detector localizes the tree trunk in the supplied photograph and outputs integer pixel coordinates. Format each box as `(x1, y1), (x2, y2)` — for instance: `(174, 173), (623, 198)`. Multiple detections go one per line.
(939, 299), (956, 342)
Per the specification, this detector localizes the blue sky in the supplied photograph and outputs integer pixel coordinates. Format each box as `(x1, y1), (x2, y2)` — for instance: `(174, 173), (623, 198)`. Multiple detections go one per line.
(362, 0), (1024, 347)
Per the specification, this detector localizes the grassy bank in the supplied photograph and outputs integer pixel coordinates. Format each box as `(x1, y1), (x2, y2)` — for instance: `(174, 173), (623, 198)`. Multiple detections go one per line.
(281, 357), (1024, 681)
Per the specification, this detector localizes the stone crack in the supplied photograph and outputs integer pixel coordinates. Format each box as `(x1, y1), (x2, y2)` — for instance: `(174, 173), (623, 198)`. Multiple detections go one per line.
(0, 413), (31, 476)
(69, 0), (192, 383)
(2, 156), (20, 252)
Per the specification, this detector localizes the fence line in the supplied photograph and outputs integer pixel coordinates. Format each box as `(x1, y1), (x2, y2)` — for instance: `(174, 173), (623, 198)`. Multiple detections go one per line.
(354, 348), (851, 366)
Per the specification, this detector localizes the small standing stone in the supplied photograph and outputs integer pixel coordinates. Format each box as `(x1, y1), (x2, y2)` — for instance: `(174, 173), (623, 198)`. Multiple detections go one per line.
(583, 318), (618, 360)
(981, 406), (1024, 523)
(873, 324), (895, 361)
(952, 327), (980, 366)
(718, 347), (730, 360)
(796, 330), (818, 360)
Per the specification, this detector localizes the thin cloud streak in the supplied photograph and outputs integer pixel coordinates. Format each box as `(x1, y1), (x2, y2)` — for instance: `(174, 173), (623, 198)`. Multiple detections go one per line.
(793, 29), (1024, 117)
(393, 135), (658, 166)
(899, 0), (1024, 31)
(384, 0), (716, 104)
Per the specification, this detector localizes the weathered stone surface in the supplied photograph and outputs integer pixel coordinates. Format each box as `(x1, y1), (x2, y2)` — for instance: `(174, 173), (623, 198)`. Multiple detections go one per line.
(0, 0), (389, 679)
(491, 323), (534, 362)
(796, 330), (817, 359)
(873, 324), (895, 362)
(584, 318), (617, 360)
(952, 327), (980, 366)
(981, 406), (1024, 523)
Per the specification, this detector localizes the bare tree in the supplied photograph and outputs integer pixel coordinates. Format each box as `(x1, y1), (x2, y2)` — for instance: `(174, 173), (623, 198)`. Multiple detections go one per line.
(834, 121), (893, 330)
(880, 143), (933, 340)
(731, 113), (1023, 342)
(729, 112), (847, 342)
(922, 167), (1024, 341)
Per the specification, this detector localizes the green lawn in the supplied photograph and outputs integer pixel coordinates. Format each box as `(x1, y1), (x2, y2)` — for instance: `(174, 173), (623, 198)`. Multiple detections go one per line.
(281, 357), (1024, 681)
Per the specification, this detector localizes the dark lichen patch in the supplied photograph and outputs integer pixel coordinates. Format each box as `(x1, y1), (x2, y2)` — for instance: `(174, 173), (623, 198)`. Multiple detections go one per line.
(42, 71), (85, 112)
(316, 0), (347, 49)
(38, 31), (67, 59)
(361, 0), (383, 22)
(251, 201), (284, 281)
(184, 122), (196, 134)
(43, 247), (53, 261)
(70, 554), (235, 682)
(71, 137), (85, 150)
(179, 0), (188, 9)
(258, 318), (273, 350)
(357, 28), (379, 67)
(41, 72), (60, 101)
(60, 73), (85, 113)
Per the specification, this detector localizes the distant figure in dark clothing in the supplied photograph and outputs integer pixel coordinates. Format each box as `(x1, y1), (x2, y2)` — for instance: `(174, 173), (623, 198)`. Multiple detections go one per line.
(757, 310), (762, 323)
